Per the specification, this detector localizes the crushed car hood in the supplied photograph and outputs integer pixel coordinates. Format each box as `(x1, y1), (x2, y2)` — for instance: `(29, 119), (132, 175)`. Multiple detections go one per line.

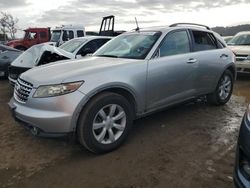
(11, 44), (75, 68)
(20, 56), (142, 87)
(228, 45), (250, 55)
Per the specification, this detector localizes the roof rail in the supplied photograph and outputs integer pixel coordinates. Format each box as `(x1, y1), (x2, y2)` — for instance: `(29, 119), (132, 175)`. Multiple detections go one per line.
(169, 23), (211, 30)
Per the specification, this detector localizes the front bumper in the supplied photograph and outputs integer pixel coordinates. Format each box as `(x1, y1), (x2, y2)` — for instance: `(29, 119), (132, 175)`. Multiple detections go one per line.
(234, 114), (250, 188)
(236, 61), (250, 74)
(0, 63), (8, 77)
(8, 76), (16, 86)
(8, 90), (87, 135)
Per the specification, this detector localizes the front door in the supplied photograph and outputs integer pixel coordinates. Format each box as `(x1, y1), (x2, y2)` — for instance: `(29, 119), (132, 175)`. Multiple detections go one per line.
(146, 30), (198, 111)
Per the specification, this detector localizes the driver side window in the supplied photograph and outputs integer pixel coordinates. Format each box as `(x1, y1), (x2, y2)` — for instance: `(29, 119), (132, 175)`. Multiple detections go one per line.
(159, 30), (190, 57)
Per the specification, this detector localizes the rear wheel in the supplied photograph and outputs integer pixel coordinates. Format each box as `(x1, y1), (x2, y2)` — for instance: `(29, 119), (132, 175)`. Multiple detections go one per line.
(77, 92), (133, 154)
(207, 70), (233, 105)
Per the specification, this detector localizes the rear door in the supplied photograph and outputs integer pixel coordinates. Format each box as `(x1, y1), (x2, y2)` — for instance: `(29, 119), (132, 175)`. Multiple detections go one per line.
(146, 29), (198, 110)
(188, 30), (229, 94)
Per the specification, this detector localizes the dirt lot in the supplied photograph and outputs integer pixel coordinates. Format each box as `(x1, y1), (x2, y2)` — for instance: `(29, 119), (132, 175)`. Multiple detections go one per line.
(0, 75), (250, 188)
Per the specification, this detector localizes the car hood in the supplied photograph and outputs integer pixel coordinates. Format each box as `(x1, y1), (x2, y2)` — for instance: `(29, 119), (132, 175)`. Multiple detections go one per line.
(20, 56), (142, 87)
(228, 45), (250, 55)
(11, 44), (75, 68)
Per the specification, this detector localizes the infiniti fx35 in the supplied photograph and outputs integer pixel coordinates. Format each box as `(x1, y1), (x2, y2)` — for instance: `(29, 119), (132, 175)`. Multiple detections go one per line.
(9, 23), (236, 153)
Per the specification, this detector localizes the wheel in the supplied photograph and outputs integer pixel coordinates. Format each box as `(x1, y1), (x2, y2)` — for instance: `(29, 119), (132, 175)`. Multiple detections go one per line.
(77, 92), (133, 154)
(207, 70), (234, 105)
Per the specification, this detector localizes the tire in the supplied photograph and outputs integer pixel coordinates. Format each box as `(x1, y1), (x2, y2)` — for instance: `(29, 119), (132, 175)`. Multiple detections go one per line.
(207, 70), (234, 105)
(77, 92), (133, 154)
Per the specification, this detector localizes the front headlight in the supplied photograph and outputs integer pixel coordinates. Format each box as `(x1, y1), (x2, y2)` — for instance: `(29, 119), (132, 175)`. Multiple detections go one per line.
(33, 81), (83, 98)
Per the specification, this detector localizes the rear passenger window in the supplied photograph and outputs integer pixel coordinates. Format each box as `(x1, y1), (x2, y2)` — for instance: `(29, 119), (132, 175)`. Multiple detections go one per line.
(192, 31), (217, 51)
(68, 31), (74, 39)
(159, 30), (190, 57)
(77, 30), (84, 37)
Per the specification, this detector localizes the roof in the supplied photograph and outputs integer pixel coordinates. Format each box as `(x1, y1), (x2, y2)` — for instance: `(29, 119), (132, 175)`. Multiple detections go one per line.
(70, 36), (113, 41)
(52, 25), (85, 30)
(126, 23), (213, 34)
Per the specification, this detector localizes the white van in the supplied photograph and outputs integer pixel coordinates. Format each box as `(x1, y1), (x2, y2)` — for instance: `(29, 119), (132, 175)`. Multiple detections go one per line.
(49, 25), (85, 46)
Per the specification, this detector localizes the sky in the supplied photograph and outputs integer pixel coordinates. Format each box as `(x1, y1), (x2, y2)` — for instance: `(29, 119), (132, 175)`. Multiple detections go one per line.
(1, 0), (250, 37)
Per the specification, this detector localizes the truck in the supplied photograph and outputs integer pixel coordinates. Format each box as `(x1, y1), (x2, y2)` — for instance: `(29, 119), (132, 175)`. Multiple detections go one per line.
(6, 28), (51, 50)
(49, 25), (85, 46)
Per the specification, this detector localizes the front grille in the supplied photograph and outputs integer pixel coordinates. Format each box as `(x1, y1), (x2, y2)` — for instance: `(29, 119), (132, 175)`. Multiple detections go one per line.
(8, 66), (30, 80)
(14, 78), (33, 103)
(236, 54), (249, 62)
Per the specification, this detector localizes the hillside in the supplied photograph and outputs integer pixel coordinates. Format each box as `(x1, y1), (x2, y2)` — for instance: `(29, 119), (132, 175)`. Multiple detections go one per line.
(212, 24), (250, 36)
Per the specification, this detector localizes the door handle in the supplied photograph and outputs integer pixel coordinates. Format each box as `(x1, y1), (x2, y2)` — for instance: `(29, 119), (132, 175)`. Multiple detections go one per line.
(187, 58), (197, 64)
(220, 54), (228, 58)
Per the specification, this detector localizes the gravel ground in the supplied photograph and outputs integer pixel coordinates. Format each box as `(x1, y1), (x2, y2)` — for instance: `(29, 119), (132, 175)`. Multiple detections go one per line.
(0, 75), (249, 188)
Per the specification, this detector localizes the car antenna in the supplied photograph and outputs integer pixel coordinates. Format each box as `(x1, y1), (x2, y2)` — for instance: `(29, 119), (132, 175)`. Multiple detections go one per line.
(135, 17), (140, 32)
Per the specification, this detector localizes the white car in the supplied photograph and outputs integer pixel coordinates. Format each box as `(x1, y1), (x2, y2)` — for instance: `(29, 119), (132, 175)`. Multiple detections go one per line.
(8, 36), (112, 85)
(228, 31), (250, 74)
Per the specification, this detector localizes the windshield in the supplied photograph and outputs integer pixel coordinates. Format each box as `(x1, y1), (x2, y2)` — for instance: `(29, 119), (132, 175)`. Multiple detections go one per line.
(59, 38), (87, 53)
(50, 30), (62, 42)
(228, 33), (250, 45)
(94, 32), (161, 59)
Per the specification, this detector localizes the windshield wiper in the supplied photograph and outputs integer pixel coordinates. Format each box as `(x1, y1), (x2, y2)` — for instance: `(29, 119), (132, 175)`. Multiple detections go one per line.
(95, 54), (118, 58)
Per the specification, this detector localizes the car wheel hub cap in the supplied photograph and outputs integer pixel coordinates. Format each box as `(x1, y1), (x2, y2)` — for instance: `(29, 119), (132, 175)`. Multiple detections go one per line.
(92, 104), (126, 144)
(218, 75), (232, 100)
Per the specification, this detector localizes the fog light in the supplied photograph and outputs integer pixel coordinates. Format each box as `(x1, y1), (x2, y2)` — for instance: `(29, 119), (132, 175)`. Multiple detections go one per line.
(31, 127), (40, 136)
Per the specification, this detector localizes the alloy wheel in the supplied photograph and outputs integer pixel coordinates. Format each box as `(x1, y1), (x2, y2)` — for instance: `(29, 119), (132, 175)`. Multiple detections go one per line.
(92, 104), (126, 144)
(218, 74), (232, 100)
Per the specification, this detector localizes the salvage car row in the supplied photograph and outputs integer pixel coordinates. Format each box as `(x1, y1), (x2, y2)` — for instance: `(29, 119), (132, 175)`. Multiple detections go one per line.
(0, 22), (250, 187)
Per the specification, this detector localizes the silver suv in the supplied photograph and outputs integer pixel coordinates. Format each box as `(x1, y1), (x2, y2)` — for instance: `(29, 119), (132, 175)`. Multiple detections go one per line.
(9, 23), (236, 153)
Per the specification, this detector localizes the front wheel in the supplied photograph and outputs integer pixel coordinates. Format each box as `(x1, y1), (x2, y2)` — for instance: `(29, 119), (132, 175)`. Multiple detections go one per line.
(207, 70), (234, 105)
(77, 92), (133, 154)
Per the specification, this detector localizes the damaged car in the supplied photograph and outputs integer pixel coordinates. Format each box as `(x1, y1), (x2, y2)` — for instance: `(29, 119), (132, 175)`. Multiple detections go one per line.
(0, 48), (22, 78)
(0, 44), (22, 78)
(8, 36), (112, 85)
